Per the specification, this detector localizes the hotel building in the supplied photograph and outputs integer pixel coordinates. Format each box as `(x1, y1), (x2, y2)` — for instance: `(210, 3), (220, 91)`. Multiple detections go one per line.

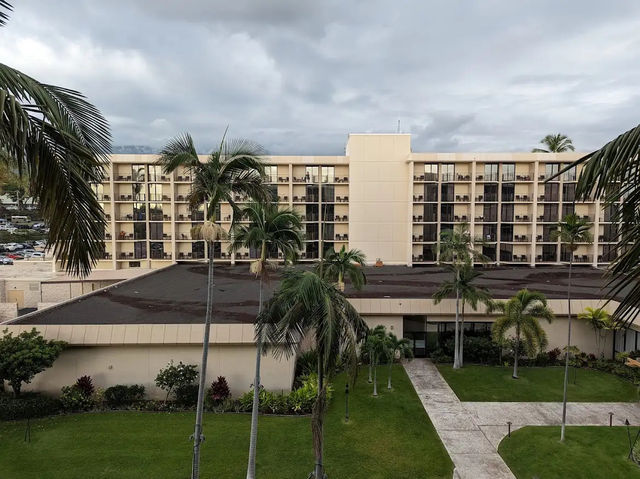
(90, 133), (618, 270)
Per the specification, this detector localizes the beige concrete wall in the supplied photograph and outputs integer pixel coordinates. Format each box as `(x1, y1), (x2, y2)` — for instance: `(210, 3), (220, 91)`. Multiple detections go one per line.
(22, 344), (295, 399)
(346, 134), (412, 265)
(0, 302), (17, 321)
(362, 315), (403, 337)
(40, 280), (119, 303)
(3, 279), (41, 308)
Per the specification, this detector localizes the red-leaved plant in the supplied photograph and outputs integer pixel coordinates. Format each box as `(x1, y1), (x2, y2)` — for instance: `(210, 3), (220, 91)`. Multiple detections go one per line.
(209, 376), (230, 403)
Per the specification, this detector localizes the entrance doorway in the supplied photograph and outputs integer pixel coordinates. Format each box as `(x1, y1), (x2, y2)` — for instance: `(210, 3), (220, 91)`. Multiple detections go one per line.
(7, 289), (25, 309)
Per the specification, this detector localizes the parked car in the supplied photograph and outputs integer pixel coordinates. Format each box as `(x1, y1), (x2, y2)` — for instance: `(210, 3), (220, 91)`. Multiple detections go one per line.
(6, 253), (23, 260)
(30, 252), (45, 258)
(0, 256), (14, 265)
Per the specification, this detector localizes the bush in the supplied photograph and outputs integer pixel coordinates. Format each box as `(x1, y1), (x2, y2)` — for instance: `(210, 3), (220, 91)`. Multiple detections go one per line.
(0, 392), (62, 420)
(209, 376), (230, 403)
(104, 384), (145, 408)
(548, 347), (562, 364)
(155, 361), (198, 402)
(175, 384), (199, 408)
(430, 349), (453, 363)
(60, 385), (94, 411)
(295, 350), (318, 380)
(75, 376), (94, 397)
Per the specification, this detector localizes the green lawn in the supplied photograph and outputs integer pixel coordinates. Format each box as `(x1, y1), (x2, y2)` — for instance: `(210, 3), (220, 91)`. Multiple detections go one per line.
(437, 365), (639, 402)
(0, 365), (452, 479)
(499, 426), (640, 478)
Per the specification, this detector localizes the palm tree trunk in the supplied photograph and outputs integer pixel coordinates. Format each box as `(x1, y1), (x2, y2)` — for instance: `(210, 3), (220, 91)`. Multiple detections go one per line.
(387, 358), (393, 389)
(368, 351), (373, 383)
(312, 358), (326, 479)
(246, 273), (264, 479)
(453, 285), (461, 369)
(459, 303), (465, 368)
(373, 355), (378, 396)
(561, 258), (573, 442)
(513, 326), (520, 379)
(191, 241), (215, 479)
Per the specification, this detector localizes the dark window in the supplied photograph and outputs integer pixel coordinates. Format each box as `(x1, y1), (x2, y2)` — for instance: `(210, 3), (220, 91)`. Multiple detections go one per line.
(502, 164), (515, 182)
(501, 183), (514, 202)
(424, 204), (438, 222)
(500, 243), (513, 261)
(440, 223), (453, 235)
(132, 183), (145, 201)
(321, 204), (334, 221)
(424, 224), (438, 241)
(306, 204), (318, 221)
(501, 204), (514, 222)
(305, 223), (318, 240)
(543, 204), (558, 222)
(149, 223), (163, 240)
(483, 244), (496, 261)
(267, 184), (278, 202)
(323, 223), (334, 241)
(149, 203), (163, 221)
(133, 203), (146, 221)
(483, 224), (497, 242)
(561, 203), (574, 218)
(501, 224), (513, 241)
(306, 241), (319, 259)
(207, 242), (222, 259)
(425, 184), (438, 202)
(542, 225), (556, 242)
(150, 242), (164, 259)
(134, 223), (146, 240)
(562, 183), (576, 202)
(544, 183), (559, 201)
(483, 203), (498, 222)
(441, 184), (455, 202)
(441, 204), (454, 222)
(603, 224), (617, 242)
(542, 244), (557, 261)
(423, 244), (437, 261)
(603, 204), (618, 222)
(321, 185), (334, 202)
(306, 185), (319, 202)
(134, 241), (147, 259)
(192, 241), (205, 259)
(484, 164), (498, 182)
(602, 244), (617, 261)
(561, 244), (572, 262)
(484, 184), (498, 202)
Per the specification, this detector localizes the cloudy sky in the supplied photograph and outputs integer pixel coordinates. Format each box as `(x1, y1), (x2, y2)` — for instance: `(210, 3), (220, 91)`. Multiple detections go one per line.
(2, 1), (640, 154)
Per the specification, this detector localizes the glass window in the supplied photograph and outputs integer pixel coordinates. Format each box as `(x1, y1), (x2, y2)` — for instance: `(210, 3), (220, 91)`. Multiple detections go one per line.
(149, 223), (163, 240)
(133, 202), (146, 221)
(441, 184), (455, 202)
(422, 244), (437, 261)
(132, 164), (146, 182)
(563, 166), (577, 182)
(321, 203), (334, 221)
(148, 184), (163, 202)
(545, 163), (560, 179)
(132, 183), (145, 201)
(134, 241), (147, 259)
(500, 243), (513, 261)
(133, 223), (146, 240)
(562, 183), (575, 202)
(424, 224), (438, 241)
(424, 164), (438, 182)
(441, 204), (454, 222)
(544, 183), (559, 201)
(501, 183), (514, 202)
(322, 166), (335, 183)
(150, 242), (164, 259)
(603, 204), (618, 222)
(149, 203), (163, 221)
(305, 166), (319, 183)
(483, 224), (497, 241)
(306, 204), (319, 222)
(502, 164), (515, 182)
(484, 164), (498, 182)
(561, 203), (574, 218)
(306, 185), (319, 202)
(321, 185), (334, 202)
(542, 225), (556, 241)
(424, 204), (438, 222)
(483, 244), (496, 261)
(441, 164), (455, 182)
(483, 203), (498, 222)
(425, 184), (438, 202)
(501, 223), (513, 241)
(603, 224), (617, 242)
(501, 204), (514, 222)
(192, 241), (205, 259)
(192, 204), (204, 221)
(148, 165), (162, 182)
(543, 204), (558, 222)
(264, 165), (278, 183)
(484, 184), (498, 202)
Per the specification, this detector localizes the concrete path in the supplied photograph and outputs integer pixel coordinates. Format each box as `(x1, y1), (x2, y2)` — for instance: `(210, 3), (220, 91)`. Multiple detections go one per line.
(404, 359), (515, 479)
(405, 359), (640, 478)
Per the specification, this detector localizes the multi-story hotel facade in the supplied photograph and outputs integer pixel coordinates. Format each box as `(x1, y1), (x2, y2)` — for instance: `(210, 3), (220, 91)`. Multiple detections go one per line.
(91, 133), (618, 270)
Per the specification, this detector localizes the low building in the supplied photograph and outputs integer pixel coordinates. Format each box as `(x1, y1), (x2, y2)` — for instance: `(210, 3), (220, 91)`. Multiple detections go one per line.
(1, 263), (636, 398)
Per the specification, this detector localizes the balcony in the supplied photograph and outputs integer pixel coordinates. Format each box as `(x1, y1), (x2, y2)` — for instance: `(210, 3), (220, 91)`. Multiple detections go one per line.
(515, 175), (532, 181)
(455, 195), (470, 202)
(335, 196), (349, 202)
(413, 195), (424, 202)
(101, 253), (113, 260)
(277, 176), (289, 183)
(456, 174), (471, 181)
(502, 174), (516, 182)
(514, 215), (530, 223)
(506, 254), (529, 262)
(453, 215), (469, 222)
(335, 234), (349, 241)
(514, 235), (530, 242)
(515, 195), (531, 202)
(333, 215), (348, 222)
(176, 175), (192, 182)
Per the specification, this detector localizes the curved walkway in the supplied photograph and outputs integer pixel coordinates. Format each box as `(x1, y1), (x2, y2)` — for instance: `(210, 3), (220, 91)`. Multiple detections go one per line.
(404, 359), (640, 479)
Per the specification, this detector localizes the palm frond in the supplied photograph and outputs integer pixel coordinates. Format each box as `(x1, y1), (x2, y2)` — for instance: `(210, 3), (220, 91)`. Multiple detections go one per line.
(0, 1), (11, 27)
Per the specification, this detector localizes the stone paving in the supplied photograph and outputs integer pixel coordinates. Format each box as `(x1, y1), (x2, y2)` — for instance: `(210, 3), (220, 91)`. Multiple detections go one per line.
(404, 358), (640, 479)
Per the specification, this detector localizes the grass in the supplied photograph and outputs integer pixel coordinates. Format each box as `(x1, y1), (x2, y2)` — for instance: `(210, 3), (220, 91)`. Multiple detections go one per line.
(0, 365), (453, 479)
(436, 364), (639, 402)
(499, 426), (640, 478)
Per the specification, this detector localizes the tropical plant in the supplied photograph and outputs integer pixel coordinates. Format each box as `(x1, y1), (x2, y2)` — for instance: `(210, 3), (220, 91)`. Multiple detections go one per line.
(550, 213), (592, 442)
(230, 200), (303, 479)
(257, 269), (368, 479)
(384, 332), (412, 389)
(155, 360), (198, 403)
(0, 328), (65, 396)
(364, 325), (386, 385)
(532, 134), (575, 153)
(0, 2), (112, 276)
(317, 245), (366, 291)
(490, 290), (554, 379)
(208, 376), (231, 403)
(438, 223), (487, 369)
(433, 262), (493, 367)
(157, 131), (268, 479)
(579, 307), (613, 357)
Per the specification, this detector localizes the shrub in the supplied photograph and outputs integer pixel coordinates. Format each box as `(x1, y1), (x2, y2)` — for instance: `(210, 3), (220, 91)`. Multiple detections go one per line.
(60, 385), (94, 411)
(430, 349), (453, 364)
(295, 350), (318, 380)
(155, 360), (198, 402)
(104, 384), (145, 408)
(548, 347), (562, 364)
(175, 384), (199, 408)
(615, 351), (630, 364)
(0, 392), (62, 420)
(209, 376), (230, 403)
(75, 375), (94, 397)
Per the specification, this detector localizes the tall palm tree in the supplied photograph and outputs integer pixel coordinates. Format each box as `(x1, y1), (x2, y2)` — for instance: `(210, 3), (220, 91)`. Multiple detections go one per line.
(579, 307), (612, 358)
(1, 1), (111, 276)
(551, 213), (592, 442)
(157, 132), (268, 479)
(438, 223), (487, 369)
(433, 263), (493, 367)
(317, 245), (366, 291)
(230, 201), (303, 479)
(365, 324), (386, 384)
(385, 332), (412, 389)
(367, 326), (387, 397)
(257, 270), (368, 479)
(490, 290), (554, 379)
(532, 134), (575, 153)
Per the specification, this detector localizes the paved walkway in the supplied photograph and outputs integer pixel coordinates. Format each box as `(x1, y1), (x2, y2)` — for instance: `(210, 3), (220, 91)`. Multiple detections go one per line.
(404, 359), (640, 479)
(404, 359), (515, 479)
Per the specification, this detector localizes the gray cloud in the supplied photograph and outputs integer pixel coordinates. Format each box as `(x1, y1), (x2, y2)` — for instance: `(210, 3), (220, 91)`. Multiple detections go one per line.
(2, 1), (640, 154)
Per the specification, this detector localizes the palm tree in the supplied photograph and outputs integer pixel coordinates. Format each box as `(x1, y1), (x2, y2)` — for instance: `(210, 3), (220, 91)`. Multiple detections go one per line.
(385, 332), (412, 389)
(579, 307), (612, 357)
(230, 201), (303, 479)
(438, 223), (487, 369)
(433, 263), (493, 367)
(365, 325), (386, 384)
(1, 2), (111, 276)
(551, 213), (592, 442)
(490, 290), (554, 379)
(532, 134), (575, 153)
(257, 270), (368, 479)
(157, 132), (269, 479)
(317, 245), (366, 291)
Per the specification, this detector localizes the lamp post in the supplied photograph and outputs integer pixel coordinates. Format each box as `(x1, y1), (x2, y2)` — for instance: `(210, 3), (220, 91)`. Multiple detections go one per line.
(507, 421), (512, 438)
(345, 383), (350, 423)
(609, 412), (614, 427)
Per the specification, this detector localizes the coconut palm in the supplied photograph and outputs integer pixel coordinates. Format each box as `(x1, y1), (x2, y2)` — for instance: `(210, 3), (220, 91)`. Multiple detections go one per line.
(257, 270), (368, 479)
(385, 332), (412, 389)
(579, 307), (612, 357)
(1, 1), (111, 276)
(532, 134), (575, 153)
(490, 290), (554, 379)
(438, 223), (487, 369)
(230, 201), (303, 479)
(551, 213), (592, 442)
(365, 325), (386, 384)
(433, 263), (493, 367)
(157, 132), (268, 479)
(317, 245), (366, 291)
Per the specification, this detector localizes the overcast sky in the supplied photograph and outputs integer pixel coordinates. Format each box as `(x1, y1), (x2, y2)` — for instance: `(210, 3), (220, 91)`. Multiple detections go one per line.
(2, 1), (640, 154)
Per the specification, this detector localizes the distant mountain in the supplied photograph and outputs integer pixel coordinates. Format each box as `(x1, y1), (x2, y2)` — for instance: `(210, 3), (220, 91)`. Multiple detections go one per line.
(112, 145), (156, 154)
